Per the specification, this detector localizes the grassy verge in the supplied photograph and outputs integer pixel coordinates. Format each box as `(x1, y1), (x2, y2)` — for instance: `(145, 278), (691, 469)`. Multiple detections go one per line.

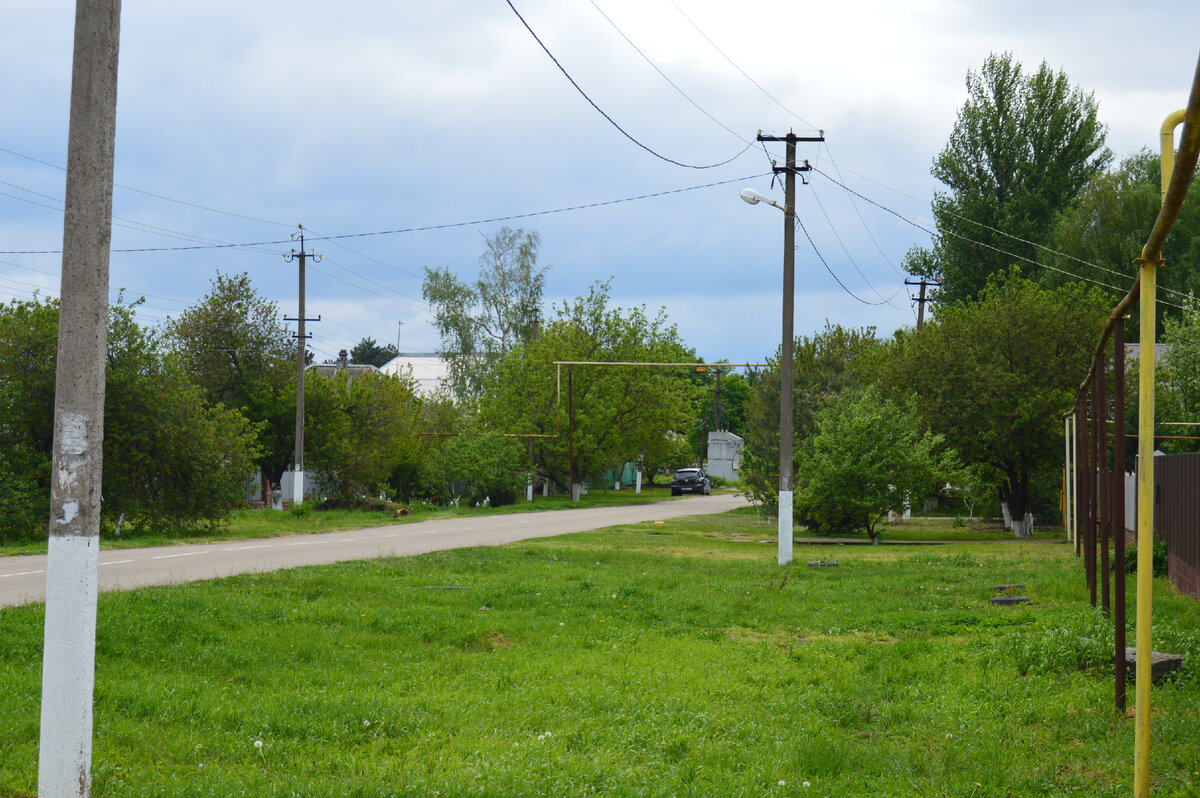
(1, 509), (1197, 796)
(0, 485), (691, 557)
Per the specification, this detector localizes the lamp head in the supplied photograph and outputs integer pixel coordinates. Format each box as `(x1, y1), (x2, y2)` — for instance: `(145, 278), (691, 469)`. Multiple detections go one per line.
(740, 188), (764, 205)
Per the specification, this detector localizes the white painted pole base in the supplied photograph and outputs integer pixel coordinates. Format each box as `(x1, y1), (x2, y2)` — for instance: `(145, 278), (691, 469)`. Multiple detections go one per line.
(635, 469), (642, 494)
(778, 490), (794, 565)
(542, 481), (549, 498)
(526, 483), (533, 502)
(614, 480), (620, 491)
(294, 469), (305, 506)
(39, 534), (99, 797)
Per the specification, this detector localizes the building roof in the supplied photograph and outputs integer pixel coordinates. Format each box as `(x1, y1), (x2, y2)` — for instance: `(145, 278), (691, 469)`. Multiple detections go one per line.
(381, 353), (449, 397)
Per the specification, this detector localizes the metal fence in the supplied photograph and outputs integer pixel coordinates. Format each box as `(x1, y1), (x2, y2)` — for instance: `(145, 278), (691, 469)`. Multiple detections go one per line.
(1155, 453), (1200, 598)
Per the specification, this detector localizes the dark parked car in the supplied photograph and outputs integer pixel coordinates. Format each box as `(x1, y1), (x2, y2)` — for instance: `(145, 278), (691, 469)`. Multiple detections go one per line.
(670, 468), (711, 496)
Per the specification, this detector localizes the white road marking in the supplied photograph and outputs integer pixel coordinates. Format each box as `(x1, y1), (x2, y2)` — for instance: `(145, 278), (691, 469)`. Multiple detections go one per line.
(99, 559), (134, 566)
(1, 570), (46, 578)
(222, 544), (273, 551)
(152, 552), (204, 560)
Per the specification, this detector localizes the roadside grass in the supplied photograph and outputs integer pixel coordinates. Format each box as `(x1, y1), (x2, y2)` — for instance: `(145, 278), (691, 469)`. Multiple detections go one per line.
(1, 509), (1197, 796)
(0, 485), (690, 557)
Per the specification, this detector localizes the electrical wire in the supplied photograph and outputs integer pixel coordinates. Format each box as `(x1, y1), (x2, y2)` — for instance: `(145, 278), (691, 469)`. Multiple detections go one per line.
(0, 173), (771, 255)
(792, 215), (899, 306)
(811, 164), (1197, 304)
(819, 143), (906, 279)
(0, 145), (294, 229)
(664, 0), (818, 132)
(807, 182), (894, 304)
(807, 167), (1189, 311)
(586, 0), (748, 145)
(503, 0), (755, 170)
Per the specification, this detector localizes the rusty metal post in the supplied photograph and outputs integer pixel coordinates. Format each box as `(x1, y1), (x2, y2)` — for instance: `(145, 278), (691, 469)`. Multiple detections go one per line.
(1080, 396), (1089, 556)
(1098, 348), (1111, 617)
(1088, 377), (1099, 607)
(1113, 317), (1128, 712)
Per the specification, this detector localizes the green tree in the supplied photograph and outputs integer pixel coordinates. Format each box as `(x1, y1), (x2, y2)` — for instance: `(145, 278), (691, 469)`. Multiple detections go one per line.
(740, 323), (880, 514)
(421, 431), (528, 507)
(165, 272), (296, 492)
(797, 387), (956, 543)
(0, 296), (262, 541)
(918, 52), (1110, 305)
(1158, 300), (1200, 454)
(349, 336), (400, 368)
(423, 227), (548, 403)
(876, 271), (1109, 535)
(481, 280), (698, 491)
(1046, 149), (1200, 337)
(303, 370), (425, 500)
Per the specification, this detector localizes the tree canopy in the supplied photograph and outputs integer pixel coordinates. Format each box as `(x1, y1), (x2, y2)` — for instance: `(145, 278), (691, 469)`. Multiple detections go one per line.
(875, 272), (1109, 535)
(481, 280), (698, 490)
(0, 296), (261, 541)
(797, 387), (956, 542)
(913, 52), (1110, 305)
(349, 337), (400, 368)
(740, 323), (879, 514)
(165, 272), (297, 488)
(423, 227), (548, 403)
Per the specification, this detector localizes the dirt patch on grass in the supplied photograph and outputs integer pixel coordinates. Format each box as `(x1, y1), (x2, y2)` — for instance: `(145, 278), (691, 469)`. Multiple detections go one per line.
(726, 626), (898, 647)
(485, 632), (514, 649)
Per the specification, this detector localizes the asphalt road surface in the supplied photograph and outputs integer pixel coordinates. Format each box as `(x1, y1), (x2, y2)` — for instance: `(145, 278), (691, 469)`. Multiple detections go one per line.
(0, 493), (748, 609)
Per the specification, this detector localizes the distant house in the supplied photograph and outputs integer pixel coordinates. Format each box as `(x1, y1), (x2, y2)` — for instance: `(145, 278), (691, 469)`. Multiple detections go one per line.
(381, 352), (450, 397)
(309, 349), (381, 380)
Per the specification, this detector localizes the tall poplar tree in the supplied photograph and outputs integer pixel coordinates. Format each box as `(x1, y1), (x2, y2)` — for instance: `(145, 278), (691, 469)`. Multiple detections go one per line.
(910, 52), (1110, 305)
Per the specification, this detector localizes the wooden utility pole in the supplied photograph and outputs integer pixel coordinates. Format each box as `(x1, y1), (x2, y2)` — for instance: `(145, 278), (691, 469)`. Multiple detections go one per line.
(39, 1), (122, 795)
(757, 129), (823, 565)
(284, 226), (320, 506)
(905, 278), (941, 330)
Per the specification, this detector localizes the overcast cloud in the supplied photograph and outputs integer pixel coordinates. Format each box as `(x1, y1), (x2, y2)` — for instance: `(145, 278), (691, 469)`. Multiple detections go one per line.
(1, 1), (1196, 363)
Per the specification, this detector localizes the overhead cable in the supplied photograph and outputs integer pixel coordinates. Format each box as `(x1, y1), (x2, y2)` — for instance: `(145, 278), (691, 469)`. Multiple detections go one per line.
(586, 0), (748, 144)
(503, 0), (754, 169)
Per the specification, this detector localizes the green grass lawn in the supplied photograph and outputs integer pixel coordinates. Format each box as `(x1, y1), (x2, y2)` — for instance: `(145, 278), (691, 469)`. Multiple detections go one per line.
(1, 508), (1197, 796)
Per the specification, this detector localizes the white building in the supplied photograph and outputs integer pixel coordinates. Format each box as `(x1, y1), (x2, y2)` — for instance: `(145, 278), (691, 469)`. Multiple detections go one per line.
(381, 353), (450, 397)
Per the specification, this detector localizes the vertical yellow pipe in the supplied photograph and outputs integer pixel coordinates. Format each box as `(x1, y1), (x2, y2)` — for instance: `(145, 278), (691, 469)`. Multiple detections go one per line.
(1133, 107), (1184, 798)
(1133, 254), (1157, 798)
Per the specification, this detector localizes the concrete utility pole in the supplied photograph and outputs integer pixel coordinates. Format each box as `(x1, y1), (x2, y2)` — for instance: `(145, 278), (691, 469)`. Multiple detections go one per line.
(284, 226), (320, 506)
(905, 277), (941, 330)
(38, 1), (122, 795)
(757, 130), (823, 565)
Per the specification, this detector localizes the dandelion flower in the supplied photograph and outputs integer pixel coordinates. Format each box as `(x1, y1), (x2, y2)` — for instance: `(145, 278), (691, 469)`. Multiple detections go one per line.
(363, 720), (371, 727)
(537, 734), (546, 741)
(803, 781), (810, 788)
(778, 780), (786, 787)
(254, 740), (263, 749)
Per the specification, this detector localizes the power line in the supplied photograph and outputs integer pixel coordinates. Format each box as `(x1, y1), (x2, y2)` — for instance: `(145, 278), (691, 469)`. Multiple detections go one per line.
(811, 164), (1197, 305)
(664, 0), (819, 132)
(586, 0), (748, 145)
(0, 173), (771, 255)
(807, 182), (896, 305)
(808, 168), (1188, 311)
(0, 144), (294, 228)
(503, 0), (755, 170)
(792, 215), (898, 307)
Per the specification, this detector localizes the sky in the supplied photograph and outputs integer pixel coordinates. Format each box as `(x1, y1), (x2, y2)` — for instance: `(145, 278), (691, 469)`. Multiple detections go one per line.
(1, 1), (1197, 366)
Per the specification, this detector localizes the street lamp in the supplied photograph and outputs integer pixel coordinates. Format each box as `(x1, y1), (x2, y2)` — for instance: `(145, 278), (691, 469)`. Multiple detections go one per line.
(740, 188), (785, 212)
(741, 182), (795, 566)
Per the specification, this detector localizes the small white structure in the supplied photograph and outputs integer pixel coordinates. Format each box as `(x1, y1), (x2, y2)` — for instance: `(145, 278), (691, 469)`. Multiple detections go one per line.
(381, 353), (450, 397)
(706, 430), (744, 481)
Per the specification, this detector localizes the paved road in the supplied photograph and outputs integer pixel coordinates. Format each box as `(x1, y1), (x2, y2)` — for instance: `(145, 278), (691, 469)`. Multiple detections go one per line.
(0, 493), (747, 608)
